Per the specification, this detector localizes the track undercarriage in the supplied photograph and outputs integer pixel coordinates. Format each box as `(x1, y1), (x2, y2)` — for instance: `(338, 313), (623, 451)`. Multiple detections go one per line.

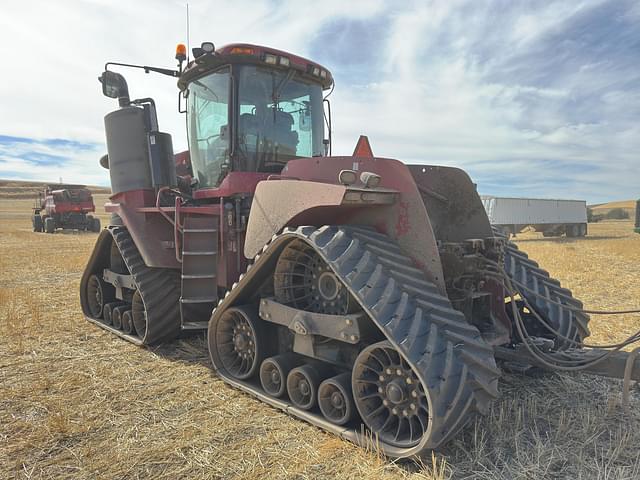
(81, 226), (181, 345)
(208, 225), (501, 457)
(80, 218), (622, 458)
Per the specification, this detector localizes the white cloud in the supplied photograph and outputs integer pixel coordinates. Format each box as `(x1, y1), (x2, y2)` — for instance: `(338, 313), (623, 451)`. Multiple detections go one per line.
(0, 0), (638, 202)
(0, 139), (106, 185)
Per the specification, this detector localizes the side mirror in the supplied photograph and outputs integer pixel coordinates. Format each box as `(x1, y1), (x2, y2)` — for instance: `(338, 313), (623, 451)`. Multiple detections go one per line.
(98, 71), (130, 106)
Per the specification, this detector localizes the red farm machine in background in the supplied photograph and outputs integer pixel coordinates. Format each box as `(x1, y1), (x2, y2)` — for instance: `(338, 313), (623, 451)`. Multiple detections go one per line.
(33, 184), (100, 233)
(80, 41), (640, 458)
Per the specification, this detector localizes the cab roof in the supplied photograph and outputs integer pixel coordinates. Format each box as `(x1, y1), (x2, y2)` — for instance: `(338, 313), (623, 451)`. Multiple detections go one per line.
(178, 43), (334, 90)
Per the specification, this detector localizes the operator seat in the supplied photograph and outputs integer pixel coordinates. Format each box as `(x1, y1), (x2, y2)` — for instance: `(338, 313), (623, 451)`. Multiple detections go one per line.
(268, 109), (298, 160)
(239, 112), (260, 170)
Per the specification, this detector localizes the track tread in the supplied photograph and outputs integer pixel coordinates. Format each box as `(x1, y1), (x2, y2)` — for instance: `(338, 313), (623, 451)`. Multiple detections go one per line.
(496, 228), (591, 347)
(102, 227), (180, 345)
(210, 225), (500, 457)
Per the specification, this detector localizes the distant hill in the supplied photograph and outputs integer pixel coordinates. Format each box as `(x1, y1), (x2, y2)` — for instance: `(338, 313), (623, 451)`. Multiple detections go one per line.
(588, 199), (636, 217)
(0, 179), (111, 199)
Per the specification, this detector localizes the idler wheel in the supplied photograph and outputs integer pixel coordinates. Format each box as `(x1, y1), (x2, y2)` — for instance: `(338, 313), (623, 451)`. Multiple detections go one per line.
(352, 341), (430, 448)
(131, 290), (147, 339)
(318, 372), (355, 425)
(274, 239), (357, 315)
(213, 306), (265, 380)
(260, 354), (302, 398)
(87, 274), (111, 319)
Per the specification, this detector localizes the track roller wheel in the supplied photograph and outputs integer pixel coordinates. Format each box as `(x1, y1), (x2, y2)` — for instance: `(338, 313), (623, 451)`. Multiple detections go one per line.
(211, 306), (265, 380)
(112, 305), (128, 331)
(103, 301), (123, 326)
(287, 364), (328, 410)
(352, 341), (429, 449)
(121, 310), (134, 334)
(260, 353), (302, 398)
(318, 372), (355, 426)
(86, 274), (112, 319)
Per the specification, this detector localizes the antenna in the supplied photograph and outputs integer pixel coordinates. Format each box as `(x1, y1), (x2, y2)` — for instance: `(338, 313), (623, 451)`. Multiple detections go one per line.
(186, 3), (191, 62)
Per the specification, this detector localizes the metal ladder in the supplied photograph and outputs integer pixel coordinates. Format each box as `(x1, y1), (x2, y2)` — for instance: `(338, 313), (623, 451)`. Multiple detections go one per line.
(180, 215), (218, 330)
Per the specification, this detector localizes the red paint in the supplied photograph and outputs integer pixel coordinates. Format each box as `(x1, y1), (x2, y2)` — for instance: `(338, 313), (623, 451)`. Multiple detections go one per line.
(193, 172), (271, 199)
(279, 154), (446, 289)
(395, 200), (410, 236)
(283, 156), (417, 195)
(106, 189), (157, 211)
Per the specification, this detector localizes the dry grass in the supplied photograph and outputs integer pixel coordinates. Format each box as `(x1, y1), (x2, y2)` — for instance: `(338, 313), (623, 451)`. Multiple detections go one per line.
(0, 179), (110, 199)
(1, 197), (639, 479)
(589, 199), (636, 217)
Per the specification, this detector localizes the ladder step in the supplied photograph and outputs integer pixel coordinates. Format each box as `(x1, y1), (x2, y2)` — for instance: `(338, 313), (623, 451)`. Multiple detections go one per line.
(180, 296), (217, 304)
(183, 228), (218, 233)
(182, 251), (217, 256)
(182, 273), (217, 279)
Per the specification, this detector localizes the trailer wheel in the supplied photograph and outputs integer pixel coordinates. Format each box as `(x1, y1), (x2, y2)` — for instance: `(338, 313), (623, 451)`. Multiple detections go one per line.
(44, 217), (55, 233)
(92, 217), (101, 232)
(85, 215), (94, 231)
(566, 225), (580, 238)
(579, 223), (587, 236)
(32, 215), (43, 232)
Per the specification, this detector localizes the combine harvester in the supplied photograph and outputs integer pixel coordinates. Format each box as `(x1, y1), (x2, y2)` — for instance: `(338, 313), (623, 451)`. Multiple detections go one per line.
(80, 42), (640, 458)
(33, 184), (100, 233)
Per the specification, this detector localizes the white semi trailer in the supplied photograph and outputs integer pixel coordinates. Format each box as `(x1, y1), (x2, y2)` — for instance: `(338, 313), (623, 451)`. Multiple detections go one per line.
(481, 196), (588, 237)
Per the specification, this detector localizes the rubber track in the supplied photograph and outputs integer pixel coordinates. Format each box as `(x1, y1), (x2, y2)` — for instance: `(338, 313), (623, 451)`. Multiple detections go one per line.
(89, 227), (181, 345)
(498, 230), (591, 348)
(210, 226), (500, 457)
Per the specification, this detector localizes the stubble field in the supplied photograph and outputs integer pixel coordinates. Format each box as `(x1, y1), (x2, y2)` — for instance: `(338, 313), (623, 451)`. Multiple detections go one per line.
(1, 196), (639, 479)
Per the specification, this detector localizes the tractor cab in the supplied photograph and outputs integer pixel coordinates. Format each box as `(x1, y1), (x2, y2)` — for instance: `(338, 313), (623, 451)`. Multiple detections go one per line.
(98, 42), (333, 198)
(178, 44), (333, 189)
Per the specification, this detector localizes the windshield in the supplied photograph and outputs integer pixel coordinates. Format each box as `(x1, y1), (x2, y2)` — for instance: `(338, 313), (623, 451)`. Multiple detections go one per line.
(187, 67), (230, 188)
(237, 65), (324, 172)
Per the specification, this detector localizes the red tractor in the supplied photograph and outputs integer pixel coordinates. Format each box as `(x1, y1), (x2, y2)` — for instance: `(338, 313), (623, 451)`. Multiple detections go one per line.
(80, 42), (638, 458)
(33, 184), (100, 233)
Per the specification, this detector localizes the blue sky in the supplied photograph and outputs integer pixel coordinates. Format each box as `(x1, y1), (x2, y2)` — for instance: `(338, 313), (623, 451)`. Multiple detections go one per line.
(0, 0), (638, 202)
